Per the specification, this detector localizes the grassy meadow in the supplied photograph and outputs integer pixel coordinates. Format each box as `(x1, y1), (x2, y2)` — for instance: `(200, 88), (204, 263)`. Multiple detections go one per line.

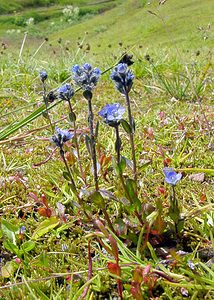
(0, 0), (214, 299)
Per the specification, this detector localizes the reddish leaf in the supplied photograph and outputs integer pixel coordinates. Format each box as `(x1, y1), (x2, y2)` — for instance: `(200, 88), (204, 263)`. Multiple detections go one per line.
(41, 194), (49, 208)
(199, 194), (207, 203)
(38, 207), (52, 218)
(158, 186), (166, 195)
(163, 158), (171, 167)
(107, 262), (121, 277)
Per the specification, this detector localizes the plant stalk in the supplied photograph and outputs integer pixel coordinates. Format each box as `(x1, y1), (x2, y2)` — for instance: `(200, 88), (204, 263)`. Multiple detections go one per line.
(60, 148), (91, 221)
(42, 81), (54, 133)
(124, 90), (137, 181)
(172, 186), (178, 237)
(115, 126), (143, 226)
(87, 97), (99, 191)
(67, 100), (86, 184)
(115, 125), (121, 165)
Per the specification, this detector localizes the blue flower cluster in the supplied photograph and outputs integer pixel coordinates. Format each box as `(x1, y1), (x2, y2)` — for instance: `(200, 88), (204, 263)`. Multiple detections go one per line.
(163, 167), (182, 186)
(110, 63), (134, 95)
(99, 103), (125, 127)
(39, 70), (48, 82)
(71, 63), (101, 91)
(52, 127), (73, 148)
(57, 84), (74, 101)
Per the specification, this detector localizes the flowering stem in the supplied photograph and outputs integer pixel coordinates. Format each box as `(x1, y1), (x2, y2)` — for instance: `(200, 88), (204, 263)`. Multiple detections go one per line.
(60, 148), (76, 190)
(87, 97), (99, 191)
(67, 100), (86, 185)
(60, 148), (91, 221)
(172, 186), (179, 237)
(114, 127), (143, 226)
(124, 90), (137, 182)
(115, 125), (121, 165)
(42, 81), (54, 133)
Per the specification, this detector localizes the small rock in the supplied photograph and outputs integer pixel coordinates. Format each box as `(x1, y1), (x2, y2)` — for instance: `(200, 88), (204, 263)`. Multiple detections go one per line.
(188, 173), (205, 182)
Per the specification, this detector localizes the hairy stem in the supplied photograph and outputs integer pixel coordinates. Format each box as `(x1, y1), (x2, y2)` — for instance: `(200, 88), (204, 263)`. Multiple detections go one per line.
(88, 97), (99, 191)
(42, 81), (54, 132)
(124, 91), (137, 181)
(172, 186), (178, 237)
(115, 127), (143, 226)
(115, 125), (121, 165)
(68, 100), (86, 185)
(60, 148), (91, 221)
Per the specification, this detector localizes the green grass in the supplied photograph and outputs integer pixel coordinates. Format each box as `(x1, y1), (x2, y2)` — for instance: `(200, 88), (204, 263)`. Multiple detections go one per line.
(47, 0), (214, 52)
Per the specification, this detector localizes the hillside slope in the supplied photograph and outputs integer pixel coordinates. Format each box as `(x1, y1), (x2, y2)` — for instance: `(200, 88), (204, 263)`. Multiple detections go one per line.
(0, 0), (213, 54)
(49, 0), (213, 52)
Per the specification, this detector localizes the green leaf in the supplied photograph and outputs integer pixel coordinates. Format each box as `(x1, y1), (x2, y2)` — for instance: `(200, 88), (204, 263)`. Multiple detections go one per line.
(55, 223), (71, 235)
(32, 217), (59, 240)
(1, 219), (19, 233)
(112, 157), (120, 176)
(112, 156), (126, 176)
(1, 260), (18, 278)
(118, 156), (126, 173)
(1, 219), (19, 244)
(62, 172), (77, 194)
(126, 178), (137, 198)
(3, 240), (20, 256)
(85, 134), (91, 156)
(177, 218), (184, 232)
(89, 191), (105, 208)
(69, 111), (76, 122)
(126, 179), (141, 209)
(0, 100), (62, 141)
(121, 119), (132, 133)
(21, 241), (36, 253)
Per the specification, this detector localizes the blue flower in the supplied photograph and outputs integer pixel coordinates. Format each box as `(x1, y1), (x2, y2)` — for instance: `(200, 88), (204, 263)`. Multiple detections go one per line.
(110, 63), (134, 95)
(57, 84), (74, 101)
(71, 63), (101, 91)
(39, 70), (48, 82)
(19, 226), (26, 234)
(163, 167), (182, 186)
(83, 63), (92, 72)
(99, 103), (125, 127)
(52, 127), (73, 148)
